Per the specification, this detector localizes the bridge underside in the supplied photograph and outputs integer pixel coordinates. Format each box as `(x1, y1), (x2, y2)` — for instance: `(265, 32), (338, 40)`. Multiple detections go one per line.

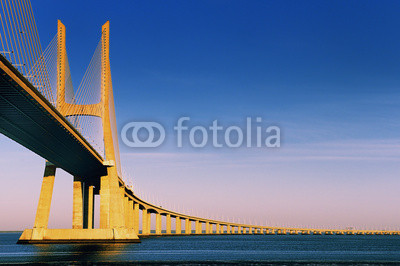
(0, 55), (106, 179)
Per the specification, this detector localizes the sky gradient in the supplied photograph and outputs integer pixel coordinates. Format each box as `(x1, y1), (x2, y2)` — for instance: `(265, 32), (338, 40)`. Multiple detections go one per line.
(1, 0), (400, 230)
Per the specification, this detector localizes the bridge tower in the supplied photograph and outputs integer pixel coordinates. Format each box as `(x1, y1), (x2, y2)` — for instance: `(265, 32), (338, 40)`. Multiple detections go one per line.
(18, 21), (139, 243)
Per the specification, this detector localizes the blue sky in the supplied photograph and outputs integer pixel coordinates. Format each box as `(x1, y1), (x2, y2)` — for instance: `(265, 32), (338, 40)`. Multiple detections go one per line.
(34, 0), (400, 143)
(1, 0), (400, 230)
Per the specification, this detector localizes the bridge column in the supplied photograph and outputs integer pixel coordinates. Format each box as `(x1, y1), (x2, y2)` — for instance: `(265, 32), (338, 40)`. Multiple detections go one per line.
(73, 177), (93, 229)
(123, 197), (129, 229)
(99, 175), (110, 229)
(147, 212), (151, 234)
(185, 219), (191, 234)
(101, 21), (126, 231)
(133, 203), (139, 233)
(166, 214), (171, 234)
(216, 224), (220, 234)
(156, 213), (162, 235)
(87, 185), (94, 229)
(176, 217), (181, 234)
(142, 209), (149, 235)
(72, 176), (84, 229)
(205, 222), (210, 234)
(119, 187), (127, 228)
(128, 199), (134, 229)
(82, 182), (93, 229)
(100, 170), (126, 230)
(227, 225), (231, 234)
(195, 220), (201, 234)
(33, 162), (56, 231)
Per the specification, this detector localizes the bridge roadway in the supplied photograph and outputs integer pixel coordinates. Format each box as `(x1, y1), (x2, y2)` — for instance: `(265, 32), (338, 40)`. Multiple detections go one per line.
(0, 54), (106, 179)
(119, 179), (400, 236)
(1, 53), (399, 238)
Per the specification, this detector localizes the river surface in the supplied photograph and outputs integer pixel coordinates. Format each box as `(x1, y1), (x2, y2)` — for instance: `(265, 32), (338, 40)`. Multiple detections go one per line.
(1, 232), (400, 264)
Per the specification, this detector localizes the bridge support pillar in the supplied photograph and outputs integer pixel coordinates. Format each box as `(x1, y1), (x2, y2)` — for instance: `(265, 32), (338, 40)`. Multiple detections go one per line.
(156, 213), (162, 235)
(205, 222), (210, 234)
(120, 187), (127, 227)
(99, 175), (110, 229)
(166, 214), (171, 234)
(31, 162), (56, 239)
(127, 200), (134, 229)
(176, 217), (181, 234)
(142, 209), (149, 235)
(122, 197), (129, 228)
(185, 219), (191, 234)
(195, 220), (201, 234)
(133, 203), (139, 233)
(147, 213), (151, 234)
(72, 176), (84, 229)
(87, 185), (94, 229)
(72, 177), (93, 229)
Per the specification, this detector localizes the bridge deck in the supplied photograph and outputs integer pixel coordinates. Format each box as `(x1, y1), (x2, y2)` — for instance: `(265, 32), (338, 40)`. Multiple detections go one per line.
(0, 55), (106, 178)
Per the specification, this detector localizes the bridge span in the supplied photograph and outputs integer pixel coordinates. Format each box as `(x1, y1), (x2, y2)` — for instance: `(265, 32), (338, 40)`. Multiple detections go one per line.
(0, 0), (398, 243)
(0, 54), (106, 179)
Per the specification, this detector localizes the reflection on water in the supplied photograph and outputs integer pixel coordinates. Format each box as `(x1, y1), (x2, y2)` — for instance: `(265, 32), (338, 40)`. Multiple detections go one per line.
(1, 232), (400, 264)
(32, 244), (129, 263)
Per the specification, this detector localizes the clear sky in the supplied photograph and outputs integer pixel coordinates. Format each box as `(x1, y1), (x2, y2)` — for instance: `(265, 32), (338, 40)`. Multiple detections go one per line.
(1, 0), (400, 230)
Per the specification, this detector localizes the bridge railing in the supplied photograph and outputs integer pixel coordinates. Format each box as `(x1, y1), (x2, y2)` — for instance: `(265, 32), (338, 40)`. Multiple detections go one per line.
(0, 0), (55, 105)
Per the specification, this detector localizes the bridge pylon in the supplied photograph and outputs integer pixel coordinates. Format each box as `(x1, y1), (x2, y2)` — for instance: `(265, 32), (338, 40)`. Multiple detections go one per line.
(18, 21), (139, 243)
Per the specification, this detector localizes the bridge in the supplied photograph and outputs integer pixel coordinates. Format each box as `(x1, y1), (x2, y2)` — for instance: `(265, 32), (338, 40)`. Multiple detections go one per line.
(0, 0), (398, 243)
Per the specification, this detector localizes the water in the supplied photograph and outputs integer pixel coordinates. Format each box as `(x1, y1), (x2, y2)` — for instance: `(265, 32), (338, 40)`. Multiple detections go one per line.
(1, 232), (400, 264)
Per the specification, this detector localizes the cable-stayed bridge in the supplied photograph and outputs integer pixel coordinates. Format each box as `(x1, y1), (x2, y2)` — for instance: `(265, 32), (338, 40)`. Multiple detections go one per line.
(0, 0), (398, 243)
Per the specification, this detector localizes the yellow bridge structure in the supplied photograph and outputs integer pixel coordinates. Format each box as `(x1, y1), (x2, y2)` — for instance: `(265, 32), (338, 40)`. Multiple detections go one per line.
(0, 0), (398, 243)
